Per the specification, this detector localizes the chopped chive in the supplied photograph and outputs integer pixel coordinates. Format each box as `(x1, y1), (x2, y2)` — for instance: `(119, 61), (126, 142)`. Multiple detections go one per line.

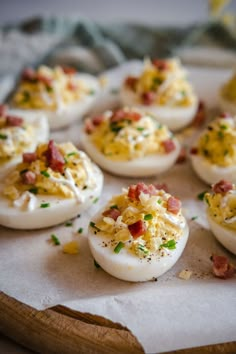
(181, 90), (186, 96)
(89, 89), (95, 95)
(220, 124), (228, 130)
(114, 241), (125, 254)
(65, 221), (72, 227)
(90, 221), (100, 231)
(40, 203), (50, 208)
(110, 88), (119, 94)
(138, 244), (149, 254)
(94, 259), (100, 268)
(51, 234), (60, 245)
(144, 214), (153, 221)
(0, 134), (7, 140)
(110, 204), (118, 209)
(197, 191), (208, 201)
(224, 149), (229, 156)
(137, 127), (145, 131)
(217, 131), (224, 139)
(20, 91), (30, 103)
(78, 227), (83, 234)
(28, 187), (38, 194)
(93, 197), (99, 204)
(46, 85), (53, 92)
(67, 152), (77, 157)
(160, 239), (176, 250)
(20, 169), (29, 175)
(111, 126), (122, 133)
(157, 199), (162, 204)
(191, 216), (198, 221)
(64, 157), (68, 163)
(41, 170), (50, 178)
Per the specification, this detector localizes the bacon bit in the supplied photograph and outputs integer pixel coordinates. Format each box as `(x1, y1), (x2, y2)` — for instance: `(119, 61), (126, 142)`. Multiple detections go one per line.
(141, 91), (156, 105)
(0, 104), (7, 117)
(22, 68), (36, 81)
(23, 152), (37, 163)
(152, 59), (167, 71)
(167, 196), (181, 214)
(128, 182), (158, 201)
(92, 115), (104, 126)
(192, 101), (206, 127)
(212, 180), (233, 194)
(219, 112), (231, 119)
(110, 109), (141, 123)
(37, 74), (53, 88)
(84, 119), (95, 134)
(21, 170), (36, 185)
(62, 66), (77, 75)
(124, 76), (138, 90)
(154, 183), (168, 192)
(6, 115), (23, 127)
(128, 220), (147, 239)
(190, 147), (198, 155)
(162, 139), (176, 153)
(211, 254), (235, 279)
(44, 140), (65, 173)
(103, 208), (121, 221)
(67, 81), (77, 91)
(176, 146), (186, 163)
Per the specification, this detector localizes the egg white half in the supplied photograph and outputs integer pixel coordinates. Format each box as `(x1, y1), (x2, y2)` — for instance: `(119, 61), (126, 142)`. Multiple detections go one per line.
(120, 86), (198, 131)
(191, 154), (236, 185)
(81, 131), (180, 177)
(0, 164), (103, 230)
(207, 210), (236, 255)
(0, 109), (49, 178)
(12, 74), (100, 130)
(88, 215), (189, 282)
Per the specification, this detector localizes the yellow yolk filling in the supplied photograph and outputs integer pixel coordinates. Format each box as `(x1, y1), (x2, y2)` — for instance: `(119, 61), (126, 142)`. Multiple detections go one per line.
(197, 117), (236, 167)
(205, 187), (236, 230)
(221, 73), (236, 102)
(132, 58), (196, 107)
(3, 142), (91, 200)
(93, 189), (185, 258)
(13, 66), (92, 111)
(89, 112), (173, 161)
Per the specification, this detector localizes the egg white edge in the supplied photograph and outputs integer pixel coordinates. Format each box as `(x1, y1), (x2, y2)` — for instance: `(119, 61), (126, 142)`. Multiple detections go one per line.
(0, 164), (103, 230)
(207, 210), (236, 255)
(80, 130), (181, 177)
(120, 86), (199, 131)
(191, 154), (236, 185)
(88, 212), (189, 282)
(0, 109), (49, 179)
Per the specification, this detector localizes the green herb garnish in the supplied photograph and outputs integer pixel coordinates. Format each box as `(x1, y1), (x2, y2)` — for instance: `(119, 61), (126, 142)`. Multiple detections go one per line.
(40, 203), (50, 208)
(160, 239), (176, 250)
(20, 169), (29, 175)
(51, 234), (60, 246)
(89, 221), (100, 231)
(65, 221), (73, 227)
(220, 124), (228, 130)
(157, 199), (162, 204)
(110, 88), (119, 94)
(94, 259), (100, 268)
(110, 204), (118, 209)
(93, 197), (99, 204)
(28, 187), (38, 194)
(78, 227), (83, 234)
(138, 244), (149, 254)
(89, 89), (95, 95)
(197, 191), (208, 201)
(20, 91), (30, 103)
(46, 86), (53, 93)
(144, 214), (153, 221)
(191, 216), (198, 221)
(224, 149), (229, 156)
(40, 170), (50, 178)
(217, 131), (224, 139)
(0, 134), (7, 140)
(137, 127), (145, 131)
(114, 241), (125, 254)
(67, 152), (77, 157)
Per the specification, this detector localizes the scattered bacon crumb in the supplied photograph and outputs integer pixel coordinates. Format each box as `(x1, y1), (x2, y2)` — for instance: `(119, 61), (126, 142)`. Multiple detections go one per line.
(128, 182), (158, 201)
(162, 139), (176, 153)
(152, 59), (168, 71)
(192, 101), (206, 127)
(0, 104), (7, 117)
(6, 115), (23, 127)
(22, 68), (36, 81)
(21, 170), (36, 185)
(211, 254), (235, 279)
(85, 119), (95, 134)
(219, 112), (231, 119)
(141, 91), (156, 105)
(110, 109), (141, 123)
(23, 152), (37, 163)
(190, 147), (198, 155)
(92, 115), (104, 126)
(176, 146), (186, 163)
(128, 220), (147, 238)
(67, 81), (77, 91)
(103, 208), (121, 221)
(154, 183), (169, 192)
(124, 76), (138, 90)
(167, 196), (181, 214)
(37, 74), (53, 88)
(212, 180), (233, 194)
(61, 66), (77, 75)
(44, 140), (65, 173)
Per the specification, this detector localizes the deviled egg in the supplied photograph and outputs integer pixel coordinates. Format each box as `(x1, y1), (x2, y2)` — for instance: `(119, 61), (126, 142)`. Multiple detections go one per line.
(120, 58), (198, 131)
(190, 115), (236, 185)
(12, 65), (100, 130)
(81, 108), (180, 177)
(88, 182), (189, 282)
(205, 180), (236, 255)
(219, 71), (236, 115)
(0, 104), (49, 177)
(0, 140), (103, 229)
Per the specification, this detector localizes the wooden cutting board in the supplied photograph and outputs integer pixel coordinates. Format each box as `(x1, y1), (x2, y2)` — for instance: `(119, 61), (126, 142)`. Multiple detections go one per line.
(0, 291), (235, 354)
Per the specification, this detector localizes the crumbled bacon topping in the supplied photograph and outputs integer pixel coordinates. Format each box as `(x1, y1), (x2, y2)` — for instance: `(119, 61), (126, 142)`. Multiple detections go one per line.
(23, 152), (37, 164)
(141, 91), (156, 105)
(124, 76), (138, 90)
(21, 170), (36, 185)
(152, 59), (168, 71)
(6, 115), (23, 127)
(192, 101), (206, 127)
(128, 220), (147, 238)
(211, 254), (235, 279)
(44, 140), (65, 173)
(162, 139), (176, 153)
(167, 196), (181, 214)
(212, 180), (233, 194)
(176, 146), (186, 163)
(128, 182), (158, 201)
(102, 208), (121, 221)
(110, 109), (141, 123)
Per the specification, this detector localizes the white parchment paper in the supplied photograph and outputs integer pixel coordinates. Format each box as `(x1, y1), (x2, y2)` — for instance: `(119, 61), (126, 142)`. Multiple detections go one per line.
(0, 62), (235, 353)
